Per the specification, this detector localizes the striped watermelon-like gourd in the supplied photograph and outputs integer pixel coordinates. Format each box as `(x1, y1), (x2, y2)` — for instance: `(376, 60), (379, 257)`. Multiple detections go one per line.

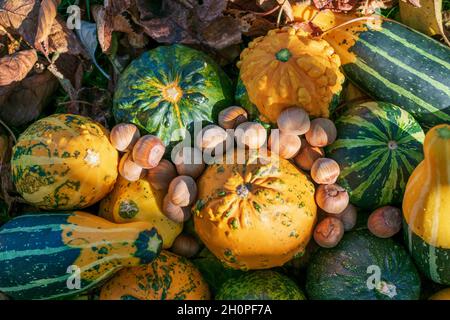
(113, 44), (233, 146)
(0, 211), (162, 300)
(322, 16), (450, 129)
(11, 114), (118, 210)
(403, 124), (450, 285)
(292, 4), (450, 129)
(326, 102), (425, 210)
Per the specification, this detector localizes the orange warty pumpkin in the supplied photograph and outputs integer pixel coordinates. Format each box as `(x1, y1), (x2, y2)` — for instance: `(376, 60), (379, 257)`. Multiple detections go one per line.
(237, 26), (345, 123)
(99, 251), (210, 300)
(193, 150), (317, 270)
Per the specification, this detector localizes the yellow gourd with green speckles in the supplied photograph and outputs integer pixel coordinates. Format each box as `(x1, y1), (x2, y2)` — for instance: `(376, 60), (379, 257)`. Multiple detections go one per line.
(193, 150), (317, 270)
(99, 251), (210, 300)
(11, 114), (118, 210)
(99, 176), (183, 249)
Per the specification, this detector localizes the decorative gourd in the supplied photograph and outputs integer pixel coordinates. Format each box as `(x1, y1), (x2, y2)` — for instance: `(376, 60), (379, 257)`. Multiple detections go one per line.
(113, 44), (233, 146)
(237, 27), (345, 123)
(403, 124), (450, 285)
(234, 78), (260, 121)
(326, 102), (425, 209)
(99, 251), (210, 300)
(306, 230), (421, 300)
(11, 114), (118, 210)
(99, 176), (183, 249)
(0, 211), (162, 300)
(193, 150), (317, 270)
(429, 288), (450, 300)
(191, 248), (245, 295)
(292, 3), (450, 129)
(215, 270), (306, 300)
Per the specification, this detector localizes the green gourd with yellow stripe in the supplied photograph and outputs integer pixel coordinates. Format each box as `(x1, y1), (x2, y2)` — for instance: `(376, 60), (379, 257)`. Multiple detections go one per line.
(403, 124), (450, 285)
(0, 211), (162, 300)
(293, 4), (450, 129)
(113, 44), (233, 146)
(11, 114), (118, 210)
(326, 102), (425, 210)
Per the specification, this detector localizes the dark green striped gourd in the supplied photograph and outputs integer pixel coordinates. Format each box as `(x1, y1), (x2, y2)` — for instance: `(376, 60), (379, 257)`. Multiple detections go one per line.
(0, 211), (162, 300)
(326, 102), (425, 210)
(324, 19), (450, 130)
(306, 230), (421, 300)
(113, 44), (233, 146)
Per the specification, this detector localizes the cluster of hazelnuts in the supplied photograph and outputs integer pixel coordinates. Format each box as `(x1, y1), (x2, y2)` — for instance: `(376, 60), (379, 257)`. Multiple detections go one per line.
(108, 105), (403, 253)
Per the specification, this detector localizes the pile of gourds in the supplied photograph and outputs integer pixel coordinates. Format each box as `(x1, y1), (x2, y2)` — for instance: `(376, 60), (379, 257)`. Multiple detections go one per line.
(0, 3), (449, 301)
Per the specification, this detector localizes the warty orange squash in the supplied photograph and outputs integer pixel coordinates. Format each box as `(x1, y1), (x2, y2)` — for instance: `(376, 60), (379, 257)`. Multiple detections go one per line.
(193, 150), (317, 270)
(237, 27), (345, 123)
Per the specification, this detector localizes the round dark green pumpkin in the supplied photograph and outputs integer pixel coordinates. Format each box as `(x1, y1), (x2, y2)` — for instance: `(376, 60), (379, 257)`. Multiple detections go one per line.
(306, 230), (421, 300)
(215, 270), (306, 300)
(325, 101), (424, 210)
(113, 44), (233, 146)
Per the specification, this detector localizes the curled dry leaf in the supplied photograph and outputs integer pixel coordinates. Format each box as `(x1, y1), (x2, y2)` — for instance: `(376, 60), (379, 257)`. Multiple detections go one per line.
(312, 0), (359, 12)
(0, 70), (59, 127)
(34, 0), (61, 51)
(0, 49), (37, 86)
(225, 9), (275, 37)
(135, 0), (242, 50)
(0, 0), (35, 30)
(91, 5), (113, 53)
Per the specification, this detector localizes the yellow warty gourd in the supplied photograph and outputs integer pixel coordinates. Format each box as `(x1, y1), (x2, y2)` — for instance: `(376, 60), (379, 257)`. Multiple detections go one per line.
(237, 27), (345, 122)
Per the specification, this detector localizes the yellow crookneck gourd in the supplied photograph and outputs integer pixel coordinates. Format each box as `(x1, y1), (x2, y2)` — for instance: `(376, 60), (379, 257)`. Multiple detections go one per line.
(99, 176), (183, 249)
(403, 124), (450, 285)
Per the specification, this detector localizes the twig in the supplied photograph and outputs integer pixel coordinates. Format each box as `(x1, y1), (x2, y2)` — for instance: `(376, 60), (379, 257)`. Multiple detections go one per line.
(276, 0), (288, 27)
(321, 15), (381, 36)
(0, 117), (17, 144)
(254, 5), (282, 16)
(58, 100), (95, 106)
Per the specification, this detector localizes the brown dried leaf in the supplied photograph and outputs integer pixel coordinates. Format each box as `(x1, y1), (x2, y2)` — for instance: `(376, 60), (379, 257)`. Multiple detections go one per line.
(92, 5), (112, 53)
(127, 31), (149, 48)
(0, 70), (59, 126)
(0, 49), (36, 86)
(0, 0), (35, 30)
(403, 0), (421, 7)
(105, 0), (132, 16)
(226, 9), (275, 37)
(200, 16), (242, 50)
(47, 17), (84, 55)
(34, 0), (61, 49)
(137, 0), (242, 50)
(195, 0), (228, 22)
(312, 0), (358, 12)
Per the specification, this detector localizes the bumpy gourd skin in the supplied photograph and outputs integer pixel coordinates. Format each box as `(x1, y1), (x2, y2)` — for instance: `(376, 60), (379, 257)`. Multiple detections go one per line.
(215, 270), (306, 300)
(237, 27), (345, 122)
(193, 150), (317, 270)
(11, 114), (118, 210)
(99, 176), (183, 249)
(99, 251), (210, 300)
